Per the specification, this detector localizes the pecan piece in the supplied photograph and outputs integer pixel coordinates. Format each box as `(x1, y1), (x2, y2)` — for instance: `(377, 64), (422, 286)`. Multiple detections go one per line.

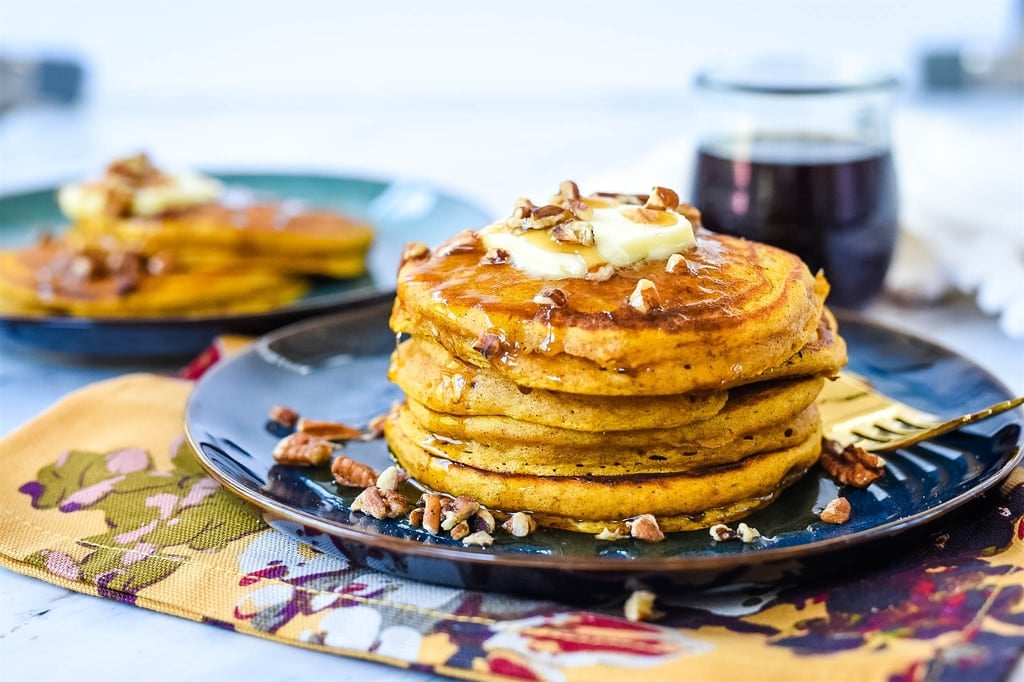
(595, 526), (628, 541)
(399, 241), (430, 268)
(298, 418), (362, 441)
(408, 507), (425, 527)
(461, 531), (494, 547)
(819, 497), (852, 524)
(665, 253), (686, 274)
(628, 514), (665, 542)
(351, 486), (410, 519)
(677, 203), (702, 225)
(628, 279), (660, 313)
(624, 590), (659, 622)
(364, 412), (388, 440)
(268, 405), (300, 429)
(551, 220), (595, 246)
(736, 522), (761, 543)
(566, 199), (593, 221)
(441, 495), (480, 531)
(481, 247), (510, 265)
(375, 465), (406, 491)
(449, 520), (471, 541)
(471, 508), (497, 534)
(558, 180), (581, 201)
(472, 332), (503, 359)
(529, 204), (573, 229)
(532, 287), (568, 308)
(421, 493), (443, 535)
(585, 264), (615, 282)
(708, 523), (735, 542)
(502, 511), (537, 538)
(645, 186), (680, 211)
(272, 432), (335, 466)
(819, 438), (886, 488)
(331, 456), (377, 488)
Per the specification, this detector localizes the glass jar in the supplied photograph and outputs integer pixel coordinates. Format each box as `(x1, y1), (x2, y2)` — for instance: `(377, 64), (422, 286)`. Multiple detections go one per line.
(691, 56), (899, 308)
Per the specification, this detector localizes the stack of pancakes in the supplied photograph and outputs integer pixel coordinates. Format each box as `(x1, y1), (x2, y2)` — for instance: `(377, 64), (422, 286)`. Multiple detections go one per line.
(385, 185), (846, 534)
(61, 155), (374, 279)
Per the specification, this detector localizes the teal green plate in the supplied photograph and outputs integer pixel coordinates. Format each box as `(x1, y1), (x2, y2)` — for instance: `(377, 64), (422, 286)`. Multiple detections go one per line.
(0, 173), (491, 357)
(185, 303), (1024, 598)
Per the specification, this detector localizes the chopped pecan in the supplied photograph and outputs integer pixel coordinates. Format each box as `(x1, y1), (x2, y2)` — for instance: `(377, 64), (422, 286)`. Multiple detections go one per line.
(645, 186), (680, 211)
(594, 191), (647, 205)
(595, 526), (628, 541)
(449, 520), (471, 541)
(551, 220), (595, 246)
(819, 497), (852, 524)
(586, 264), (615, 282)
(440, 495), (480, 531)
(330, 456), (377, 488)
(502, 511), (537, 538)
(624, 590), (659, 622)
(628, 279), (660, 313)
(630, 207), (668, 224)
(268, 405), (300, 429)
(351, 486), (410, 519)
(511, 197), (536, 220)
(400, 241), (430, 268)
(665, 253), (686, 274)
(628, 514), (665, 542)
(461, 531), (494, 547)
(408, 507), (425, 527)
(298, 418), (362, 441)
(819, 438), (886, 488)
(273, 432), (335, 466)
(708, 523), (735, 542)
(481, 247), (510, 265)
(421, 493), (443, 535)
(532, 287), (568, 308)
(375, 465), (406, 491)
(364, 412), (388, 440)
(558, 180), (581, 201)
(471, 508), (496, 534)
(566, 199), (593, 221)
(529, 204), (573, 229)
(472, 332), (503, 359)
(736, 522), (761, 543)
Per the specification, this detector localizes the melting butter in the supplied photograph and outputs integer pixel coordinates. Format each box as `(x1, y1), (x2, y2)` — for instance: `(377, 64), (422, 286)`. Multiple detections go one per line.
(479, 206), (695, 280)
(58, 171), (222, 220)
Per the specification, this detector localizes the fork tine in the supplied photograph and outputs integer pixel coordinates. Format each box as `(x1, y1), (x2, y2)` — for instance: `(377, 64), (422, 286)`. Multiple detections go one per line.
(867, 395), (1024, 453)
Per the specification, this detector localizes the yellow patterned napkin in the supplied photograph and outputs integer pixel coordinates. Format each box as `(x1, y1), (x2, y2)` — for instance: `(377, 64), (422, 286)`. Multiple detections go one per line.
(1, 373), (1023, 681)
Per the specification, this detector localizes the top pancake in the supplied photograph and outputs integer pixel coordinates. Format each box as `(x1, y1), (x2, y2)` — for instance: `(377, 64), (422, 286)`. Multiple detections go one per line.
(391, 228), (834, 395)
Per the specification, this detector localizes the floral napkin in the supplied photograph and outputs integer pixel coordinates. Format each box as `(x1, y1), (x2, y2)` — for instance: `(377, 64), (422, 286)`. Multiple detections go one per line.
(1, 371), (1023, 681)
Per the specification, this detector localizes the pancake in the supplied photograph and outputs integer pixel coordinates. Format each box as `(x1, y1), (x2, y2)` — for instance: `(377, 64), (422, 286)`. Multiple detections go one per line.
(0, 239), (308, 317)
(393, 400), (820, 475)
(386, 408), (823, 532)
(391, 228), (838, 395)
(405, 375), (823, 446)
(390, 333), (729, 431)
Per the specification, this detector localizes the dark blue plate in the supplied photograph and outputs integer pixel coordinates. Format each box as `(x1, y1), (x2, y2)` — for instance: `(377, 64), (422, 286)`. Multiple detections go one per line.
(0, 174), (491, 357)
(185, 305), (1023, 598)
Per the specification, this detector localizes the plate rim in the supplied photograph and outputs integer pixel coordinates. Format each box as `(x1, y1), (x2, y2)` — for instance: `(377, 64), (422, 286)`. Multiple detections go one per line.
(184, 308), (1024, 574)
(0, 170), (492, 327)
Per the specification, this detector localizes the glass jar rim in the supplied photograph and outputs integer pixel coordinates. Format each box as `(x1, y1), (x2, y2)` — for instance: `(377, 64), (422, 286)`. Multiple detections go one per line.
(695, 55), (899, 95)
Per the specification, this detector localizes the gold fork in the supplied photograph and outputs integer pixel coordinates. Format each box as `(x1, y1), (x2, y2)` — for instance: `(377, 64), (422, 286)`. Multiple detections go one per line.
(818, 372), (1024, 453)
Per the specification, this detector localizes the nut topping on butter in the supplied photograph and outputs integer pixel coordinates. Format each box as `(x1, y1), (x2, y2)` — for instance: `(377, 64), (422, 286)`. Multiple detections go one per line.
(629, 279), (660, 313)
(551, 220), (595, 246)
(528, 204), (573, 230)
(665, 253), (686, 273)
(645, 186), (680, 211)
(400, 241), (430, 268)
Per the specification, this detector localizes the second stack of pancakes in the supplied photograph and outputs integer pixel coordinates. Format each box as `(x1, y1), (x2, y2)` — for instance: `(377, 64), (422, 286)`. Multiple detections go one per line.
(386, 183), (846, 534)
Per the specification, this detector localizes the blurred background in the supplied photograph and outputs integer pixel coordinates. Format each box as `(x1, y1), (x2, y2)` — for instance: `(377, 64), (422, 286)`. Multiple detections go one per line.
(1, 0), (1022, 329)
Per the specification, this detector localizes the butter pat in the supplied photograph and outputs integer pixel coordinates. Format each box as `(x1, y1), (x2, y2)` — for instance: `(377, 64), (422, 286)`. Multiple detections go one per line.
(480, 205), (695, 280)
(58, 169), (222, 221)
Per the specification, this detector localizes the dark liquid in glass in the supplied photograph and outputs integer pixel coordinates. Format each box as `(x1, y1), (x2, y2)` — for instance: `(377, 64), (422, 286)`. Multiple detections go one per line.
(692, 134), (898, 308)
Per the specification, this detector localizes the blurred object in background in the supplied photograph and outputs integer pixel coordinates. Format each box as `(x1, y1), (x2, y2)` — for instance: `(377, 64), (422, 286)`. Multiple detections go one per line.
(0, 53), (85, 114)
(921, 0), (1024, 91)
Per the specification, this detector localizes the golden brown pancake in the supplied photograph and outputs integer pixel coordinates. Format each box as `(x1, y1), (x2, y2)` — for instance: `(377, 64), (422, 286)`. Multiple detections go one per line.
(390, 333), (729, 431)
(393, 400), (819, 475)
(0, 239), (308, 317)
(386, 408), (823, 532)
(391, 228), (838, 395)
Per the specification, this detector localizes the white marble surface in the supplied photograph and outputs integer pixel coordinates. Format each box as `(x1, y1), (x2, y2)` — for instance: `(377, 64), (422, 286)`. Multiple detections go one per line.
(0, 93), (1022, 681)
